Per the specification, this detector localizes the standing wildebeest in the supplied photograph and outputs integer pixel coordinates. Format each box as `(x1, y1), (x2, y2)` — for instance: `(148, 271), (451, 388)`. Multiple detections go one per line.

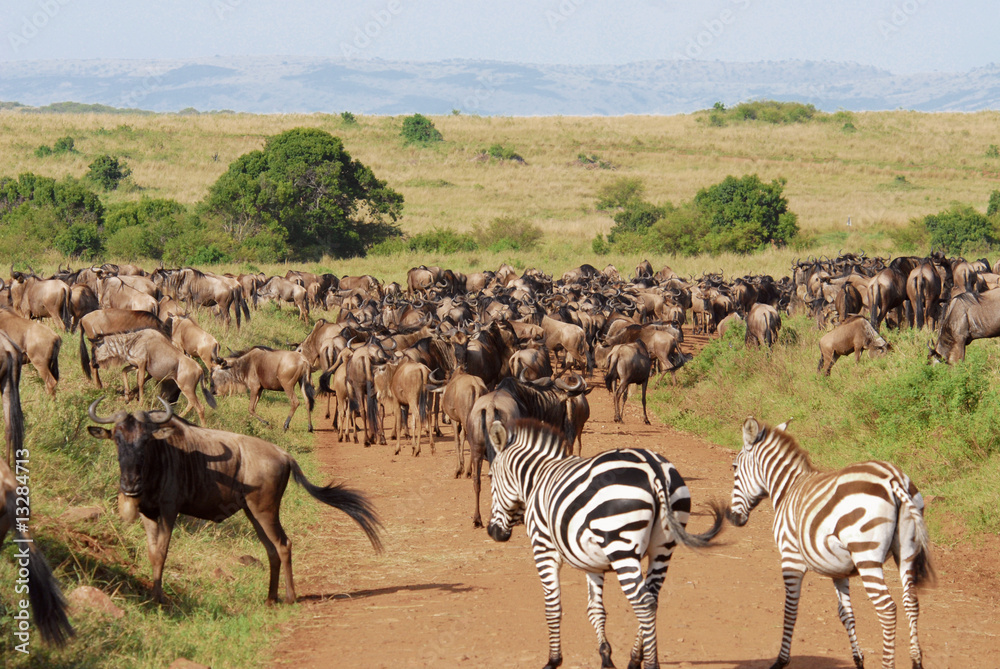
(168, 315), (223, 372)
(212, 347), (315, 432)
(259, 277), (309, 322)
(745, 303), (782, 348)
(9, 270), (71, 331)
(78, 309), (165, 388)
(87, 398), (382, 603)
(929, 289), (1000, 363)
(817, 315), (890, 375)
(869, 257), (918, 330)
(97, 276), (158, 314)
(0, 309), (61, 396)
(465, 374), (588, 527)
(1, 457), (74, 644)
(88, 330), (217, 424)
(442, 372), (487, 477)
(834, 282), (863, 324)
(68, 283), (99, 333)
(0, 333), (24, 465)
(380, 360), (441, 457)
(604, 339), (652, 424)
(157, 268), (249, 328)
(907, 261), (942, 331)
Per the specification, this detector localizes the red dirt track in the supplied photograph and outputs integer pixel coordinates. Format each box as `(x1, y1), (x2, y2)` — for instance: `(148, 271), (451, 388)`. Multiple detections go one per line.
(270, 332), (1000, 669)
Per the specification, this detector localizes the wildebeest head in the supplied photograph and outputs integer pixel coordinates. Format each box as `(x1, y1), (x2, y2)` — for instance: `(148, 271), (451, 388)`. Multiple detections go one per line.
(87, 397), (173, 505)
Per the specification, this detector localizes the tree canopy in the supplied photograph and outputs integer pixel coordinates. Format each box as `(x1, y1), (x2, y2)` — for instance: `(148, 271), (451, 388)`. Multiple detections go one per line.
(206, 127), (404, 260)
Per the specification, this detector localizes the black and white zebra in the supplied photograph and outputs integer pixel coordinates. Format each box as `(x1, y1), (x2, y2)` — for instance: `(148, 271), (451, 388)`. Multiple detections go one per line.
(486, 418), (724, 669)
(728, 417), (935, 669)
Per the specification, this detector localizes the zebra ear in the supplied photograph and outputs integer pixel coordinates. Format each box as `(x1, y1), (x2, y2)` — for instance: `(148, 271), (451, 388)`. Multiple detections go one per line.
(776, 418), (792, 431)
(489, 421), (509, 454)
(742, 417), (763, 447)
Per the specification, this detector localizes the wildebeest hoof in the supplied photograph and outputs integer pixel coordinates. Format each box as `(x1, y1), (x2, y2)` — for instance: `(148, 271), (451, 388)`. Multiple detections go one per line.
(307, 425), (313, 433)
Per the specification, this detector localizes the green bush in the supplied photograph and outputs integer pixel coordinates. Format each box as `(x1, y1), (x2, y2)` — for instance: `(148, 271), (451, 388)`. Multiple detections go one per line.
(591, 233), (611, 255)
(34, 144), (53, 158)
(486, 144), (524, 162)
(369, 227), (478, 256)
(474, 215), (543, 251)
(87, 154), (132, 190)
(608, 201), (668, 241)
(988, 190), (1000, 218)
(701, 100), (821, 126)
(692, 174), (798, 253)
(33, 136), (75, 158)
(595, 176), (645, 211)
(920, 205), (998, 256)
(54, 222), (102, 258)
(341, 111), (357, 125)
(987, 144), (1000, 158)
(401, 113), (443, 145)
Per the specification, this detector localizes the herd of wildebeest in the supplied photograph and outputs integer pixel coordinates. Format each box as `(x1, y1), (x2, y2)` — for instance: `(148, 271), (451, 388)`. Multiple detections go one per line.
(0, 250), (988, 663)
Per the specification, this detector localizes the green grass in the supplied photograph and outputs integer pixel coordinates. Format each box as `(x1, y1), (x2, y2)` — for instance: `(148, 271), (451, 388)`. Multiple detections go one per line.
(650, 316), (1000, 539)
(0, 306), (327, 668)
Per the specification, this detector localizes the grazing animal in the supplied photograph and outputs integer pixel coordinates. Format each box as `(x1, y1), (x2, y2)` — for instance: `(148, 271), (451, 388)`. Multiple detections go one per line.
(906, 262), (941, 331)
(0, 309), (61, 396)
(728, 417), (935, 669)
(817, 316), (890, 375)
(0, 334), (24, 466)
(928, 290), (1000, 363)
(88, 329), (217, 424)
(168, 315), (223, 372)
(9, 271), (71, 332)
(259, 276), (310, 322)
(78, 308), (165, 388)
(1, 457), (74, 644)
(211, 347), (315, 432)
(604, 339), (652, 424)
(486, 419), (724, 669)
(87, 398), (382, 603)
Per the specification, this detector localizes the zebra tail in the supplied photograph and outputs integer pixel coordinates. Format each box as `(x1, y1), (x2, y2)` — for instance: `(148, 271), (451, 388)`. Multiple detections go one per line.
(653, 471), (724, 549)
(892, 480), (937, 587)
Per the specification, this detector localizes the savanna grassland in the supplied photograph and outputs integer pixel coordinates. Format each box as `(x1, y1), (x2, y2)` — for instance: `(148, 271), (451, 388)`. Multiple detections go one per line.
(2, 107), (1000, 668)
(4, 108), (1000, 279)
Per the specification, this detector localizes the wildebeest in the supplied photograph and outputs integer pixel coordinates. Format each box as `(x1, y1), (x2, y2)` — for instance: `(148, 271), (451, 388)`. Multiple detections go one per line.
(319, 338), (393, 445)
(441, 372), (487, 477)
(745, 303), (782, 348)
(88, 329), (217, 424)
(168, 315), (223, 372)
(1, 457), (74, 644)
(0, 309), (61, 397)
(87, 398), (382, 603)
(78, 309), (165, 387)
(259, 276), (309, 322)
(97, 276), (158, 314)
(464, 374), (588, 527)
(378, 360), (441, 456)
(817, 315), (890, 375)
(0, 334), (24, 465)
(907, 261), (942, 331)
(929, 289), (1000, 363)
(68, 283), (99, 333)
(155, 268), (249, 328)
(212, 347), (315, 432)
(9, 270), (71, 331)
(604, 339), (652, 424)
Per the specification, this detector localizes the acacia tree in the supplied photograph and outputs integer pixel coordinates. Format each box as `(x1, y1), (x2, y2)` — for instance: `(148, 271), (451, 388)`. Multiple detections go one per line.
(206, 127), (404, 259)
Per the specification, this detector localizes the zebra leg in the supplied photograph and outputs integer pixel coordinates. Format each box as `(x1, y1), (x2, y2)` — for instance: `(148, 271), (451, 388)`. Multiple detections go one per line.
(833, 577), (864, 668)
(772, 568), (805, 669)
(628, 546), (673, 669)
(613, 557), (658, 669)
(585, 572), (614, 668)
(858, 565), (896, 669)
(532, 550), (564, 668)
(899, 561), (923, 669)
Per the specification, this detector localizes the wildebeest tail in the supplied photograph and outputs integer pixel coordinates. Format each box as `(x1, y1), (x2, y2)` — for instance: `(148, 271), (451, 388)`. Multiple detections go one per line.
(50, 337), (62, 382)
(79, 330), (92, 381)
(3, 350), (25, 461)
(302, 375), (316, 412)
(418, 380), (429, 425)
(366, 378), (379, 437)
(319, 369), (334, 395)
(604, 359), (618, 393)
(290, 460), (383, 553)
(60, 291), (71, 332)
(239, 290), (251, 323)
(200, 374), (217, 410)
(914, 274), (925, 330)
(5, 491), (74, 645)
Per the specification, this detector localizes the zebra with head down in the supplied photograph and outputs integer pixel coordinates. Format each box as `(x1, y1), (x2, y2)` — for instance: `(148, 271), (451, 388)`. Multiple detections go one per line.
(486, 418), (724, 669)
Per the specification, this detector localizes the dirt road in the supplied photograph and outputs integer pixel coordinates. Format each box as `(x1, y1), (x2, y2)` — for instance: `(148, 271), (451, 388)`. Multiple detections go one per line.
(270, 368), (1000, 668)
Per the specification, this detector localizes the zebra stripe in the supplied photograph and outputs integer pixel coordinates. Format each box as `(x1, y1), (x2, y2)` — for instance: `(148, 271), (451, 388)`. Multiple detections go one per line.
(487, 418), (723, 669)
(729, 416), (935, 669)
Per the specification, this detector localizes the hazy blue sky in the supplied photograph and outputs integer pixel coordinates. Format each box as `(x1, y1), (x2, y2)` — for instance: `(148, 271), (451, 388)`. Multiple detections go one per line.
(2, 0), (995, 73)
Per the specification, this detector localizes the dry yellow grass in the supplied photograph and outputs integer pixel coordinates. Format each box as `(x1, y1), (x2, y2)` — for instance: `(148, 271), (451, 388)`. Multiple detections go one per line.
(3, 108), (1000, 281)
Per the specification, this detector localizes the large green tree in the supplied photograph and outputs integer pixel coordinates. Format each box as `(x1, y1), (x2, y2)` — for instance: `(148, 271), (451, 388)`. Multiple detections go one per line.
(206, 127), (404, 259)
(693, 174), (798, 253)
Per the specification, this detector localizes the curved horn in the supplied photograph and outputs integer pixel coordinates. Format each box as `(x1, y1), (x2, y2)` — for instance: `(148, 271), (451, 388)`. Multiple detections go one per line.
(554, 373), (586, 393)
(88, 397), (123, 424)
(147, 397), (173, 424)
(428, 368), (446, 384)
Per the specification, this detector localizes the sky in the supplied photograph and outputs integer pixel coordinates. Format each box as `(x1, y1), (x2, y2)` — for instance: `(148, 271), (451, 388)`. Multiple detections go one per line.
(2, 0), (996, 74)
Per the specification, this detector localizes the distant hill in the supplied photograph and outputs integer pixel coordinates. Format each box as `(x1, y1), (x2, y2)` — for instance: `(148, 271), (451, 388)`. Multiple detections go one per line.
(1, 57), (999, 115)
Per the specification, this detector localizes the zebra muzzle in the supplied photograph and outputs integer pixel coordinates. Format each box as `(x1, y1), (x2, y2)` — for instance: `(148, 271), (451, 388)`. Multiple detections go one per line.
(487, 522), (512, 542)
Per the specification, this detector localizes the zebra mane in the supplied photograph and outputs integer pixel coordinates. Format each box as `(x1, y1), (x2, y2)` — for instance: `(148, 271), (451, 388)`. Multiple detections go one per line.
(510, 418), (572, 456)
(762, 423), (816, 473)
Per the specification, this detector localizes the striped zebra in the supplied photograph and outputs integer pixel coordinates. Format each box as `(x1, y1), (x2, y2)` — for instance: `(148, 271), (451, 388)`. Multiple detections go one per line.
(486, 418), (724, 669)
(728, 417), (935, 669)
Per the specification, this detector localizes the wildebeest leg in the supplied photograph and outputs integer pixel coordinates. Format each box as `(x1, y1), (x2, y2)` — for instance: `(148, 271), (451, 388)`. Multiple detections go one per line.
(471, 446), (485, 527)
(282, 381), (299, 432)
(454, 422), (465, 478)
(393, 399), (403, 456)
(249, 386), (270, 426)
(141, 512), (177, 604)
(640, 379), (650, 425)
(244, 505), (293, 603)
